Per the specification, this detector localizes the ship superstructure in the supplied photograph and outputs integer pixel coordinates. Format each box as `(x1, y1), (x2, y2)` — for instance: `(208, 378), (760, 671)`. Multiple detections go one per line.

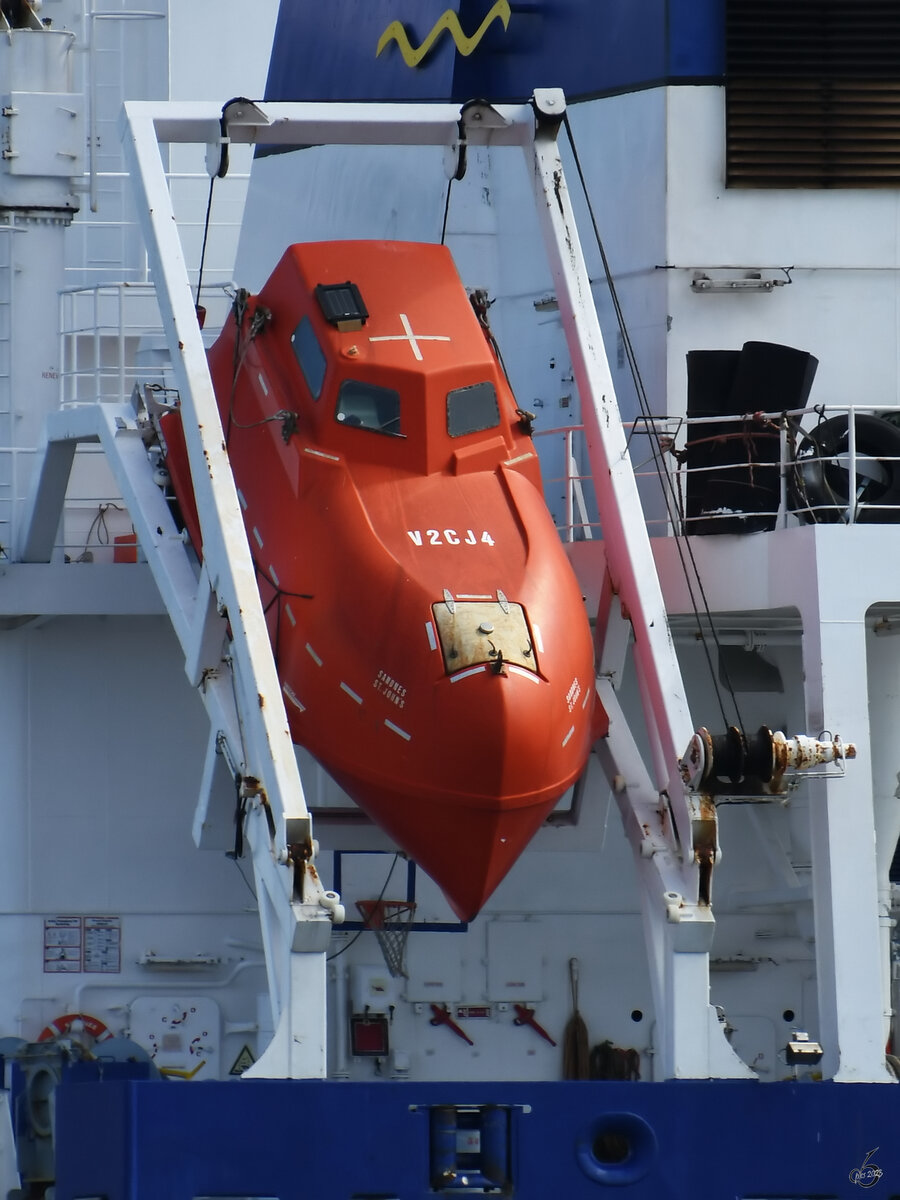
(0, 2), (899, 1197)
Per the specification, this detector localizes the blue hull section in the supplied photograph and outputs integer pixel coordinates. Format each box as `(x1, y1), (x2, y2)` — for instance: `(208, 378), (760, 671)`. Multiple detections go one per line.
(55, 1072), (899, 1198)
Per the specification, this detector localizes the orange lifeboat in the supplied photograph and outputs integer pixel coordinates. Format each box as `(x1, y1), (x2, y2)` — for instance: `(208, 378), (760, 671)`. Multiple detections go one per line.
(161, 241), (604, 920)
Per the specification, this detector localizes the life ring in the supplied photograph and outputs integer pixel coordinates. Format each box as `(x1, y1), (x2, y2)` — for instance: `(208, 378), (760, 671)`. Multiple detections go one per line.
(37, 1013), (113, 1043)
(791, 414), (900, 524)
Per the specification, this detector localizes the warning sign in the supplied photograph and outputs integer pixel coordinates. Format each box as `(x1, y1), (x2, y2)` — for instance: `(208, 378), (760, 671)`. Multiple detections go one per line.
(229, 1045), (256, 1076)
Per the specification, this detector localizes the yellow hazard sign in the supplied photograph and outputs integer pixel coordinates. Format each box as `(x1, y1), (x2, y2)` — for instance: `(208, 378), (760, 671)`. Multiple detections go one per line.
(229, 1045), (256, 1076)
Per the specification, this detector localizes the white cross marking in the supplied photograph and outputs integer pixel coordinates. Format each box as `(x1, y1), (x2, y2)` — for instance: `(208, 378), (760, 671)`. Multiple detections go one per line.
(369, 312), (451, 362)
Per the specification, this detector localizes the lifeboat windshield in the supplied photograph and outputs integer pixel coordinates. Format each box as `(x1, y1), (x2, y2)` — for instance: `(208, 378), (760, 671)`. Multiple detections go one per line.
(335, 379), (404, 437)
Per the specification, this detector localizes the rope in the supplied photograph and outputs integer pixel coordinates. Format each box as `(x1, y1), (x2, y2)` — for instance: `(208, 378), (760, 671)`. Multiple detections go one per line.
(195, 174), (215, 314)
(255, 560), (313, 671)
(224, 292), (280, 444)
(440, 174), (453, 245)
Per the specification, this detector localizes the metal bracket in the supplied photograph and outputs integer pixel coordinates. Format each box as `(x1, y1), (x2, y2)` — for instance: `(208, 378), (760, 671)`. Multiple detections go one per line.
(205, 97), (269, 179)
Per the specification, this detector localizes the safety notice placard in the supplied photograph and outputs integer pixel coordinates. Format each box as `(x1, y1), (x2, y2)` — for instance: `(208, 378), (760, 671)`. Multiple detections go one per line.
(43, 917), (82, 973)
(44, 916), (121, 974)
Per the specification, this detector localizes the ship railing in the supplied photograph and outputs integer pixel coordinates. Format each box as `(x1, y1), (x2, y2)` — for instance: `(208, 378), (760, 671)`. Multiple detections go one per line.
(12, 280), (235, 562)
(532, 424), (601, 542)
(537, 404), (900, 540)
(58, 280), (235, 407)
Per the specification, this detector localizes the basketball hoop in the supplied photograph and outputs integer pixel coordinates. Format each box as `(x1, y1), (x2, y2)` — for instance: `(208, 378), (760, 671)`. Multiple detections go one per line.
(356, 899), (416, 978)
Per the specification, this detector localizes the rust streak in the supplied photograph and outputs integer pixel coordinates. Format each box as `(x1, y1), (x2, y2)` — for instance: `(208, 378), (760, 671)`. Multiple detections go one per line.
(553, 169), (565, 217)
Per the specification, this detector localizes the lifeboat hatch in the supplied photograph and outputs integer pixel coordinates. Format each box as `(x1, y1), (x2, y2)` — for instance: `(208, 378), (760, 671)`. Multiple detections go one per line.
(433, 600), (536, 674)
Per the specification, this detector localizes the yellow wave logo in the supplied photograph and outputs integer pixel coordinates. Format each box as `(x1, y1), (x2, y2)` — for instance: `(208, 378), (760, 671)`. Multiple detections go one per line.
(376, 0), (511, 67)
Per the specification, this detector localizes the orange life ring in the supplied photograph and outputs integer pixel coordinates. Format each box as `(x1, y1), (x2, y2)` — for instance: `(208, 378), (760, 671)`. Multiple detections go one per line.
(37, 1013), (113, 1043)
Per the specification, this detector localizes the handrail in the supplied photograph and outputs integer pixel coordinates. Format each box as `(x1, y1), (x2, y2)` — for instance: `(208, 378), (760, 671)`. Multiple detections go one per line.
(535, 404), (900, 539)
(57, 280), (234, 407)
(38, 280), (900, 549)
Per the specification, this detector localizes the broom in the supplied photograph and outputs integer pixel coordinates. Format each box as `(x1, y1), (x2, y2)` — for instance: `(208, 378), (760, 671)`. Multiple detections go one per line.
(562, 956), (590, 1079)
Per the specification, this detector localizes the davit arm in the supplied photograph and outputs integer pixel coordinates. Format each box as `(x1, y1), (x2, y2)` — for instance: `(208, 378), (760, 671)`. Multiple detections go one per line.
(524, 90), (856, 1079)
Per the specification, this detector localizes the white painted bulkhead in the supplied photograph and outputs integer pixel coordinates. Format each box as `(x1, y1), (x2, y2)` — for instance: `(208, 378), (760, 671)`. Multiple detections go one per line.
(660, 86), (900, 1080)
(663, 85), (900, 414)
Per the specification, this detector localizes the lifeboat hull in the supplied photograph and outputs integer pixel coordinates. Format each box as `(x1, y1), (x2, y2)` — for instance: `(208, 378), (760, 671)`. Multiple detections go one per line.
(162, 240), (603, 919)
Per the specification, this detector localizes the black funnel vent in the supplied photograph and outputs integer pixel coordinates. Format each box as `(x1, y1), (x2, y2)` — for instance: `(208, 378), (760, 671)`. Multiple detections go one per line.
(684, 342), (818, 534)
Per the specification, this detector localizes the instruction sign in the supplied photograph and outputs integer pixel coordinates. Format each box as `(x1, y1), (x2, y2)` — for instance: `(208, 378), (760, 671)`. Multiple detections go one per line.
(43, 917), (82, 973)
(83, 916), (121, 973)
(43, 916), (121, 974)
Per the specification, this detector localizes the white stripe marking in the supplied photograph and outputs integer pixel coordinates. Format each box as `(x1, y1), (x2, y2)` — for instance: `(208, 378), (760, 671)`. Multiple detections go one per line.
(532, 624), (544, 653)
(258, 372), (269, 396)
(562, 725), (575, 748)
(252, 526), (264, 549)
(285, 604), (296, 627)
(508, 665), (540, 683)
(306, 643), (322, 666)
(506, 452), (535, 465)
(282, 683), (305, 713)
(236, 488), (248, 511)
(425, 621), (437, 651)
(384, 719), (412, 741)
(457, 593), (491, 600)
(450, 666), (487, 683)
(269, 565), (280, 587)
(340, 682), (363, 704)
(304, 447), (340, 462)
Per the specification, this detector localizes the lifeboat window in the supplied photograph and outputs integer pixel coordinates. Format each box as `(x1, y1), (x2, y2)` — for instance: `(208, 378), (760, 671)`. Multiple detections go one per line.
(335, 379), (403, 436)
(291, 316), (327, 399)
(447, 382), (500, 438)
